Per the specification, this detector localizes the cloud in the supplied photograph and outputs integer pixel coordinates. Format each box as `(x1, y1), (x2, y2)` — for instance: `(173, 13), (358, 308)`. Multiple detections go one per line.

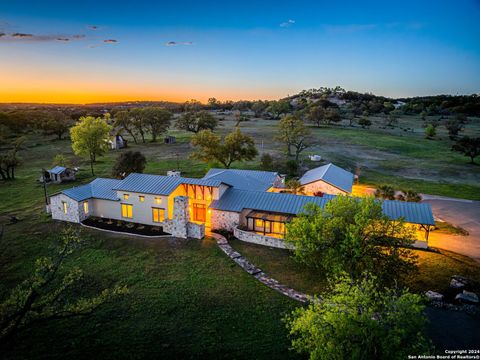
(87, 25), (100, 30)
(0, 32), (86, 42)
(280, 19), (295, 28)
(11, 32), (33, 37)
(88, 39), (119, 48)
(165, 41), (193, 46)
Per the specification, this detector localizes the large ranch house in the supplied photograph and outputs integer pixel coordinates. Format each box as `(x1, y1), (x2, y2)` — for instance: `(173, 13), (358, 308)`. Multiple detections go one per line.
(49, 163), (435, 249)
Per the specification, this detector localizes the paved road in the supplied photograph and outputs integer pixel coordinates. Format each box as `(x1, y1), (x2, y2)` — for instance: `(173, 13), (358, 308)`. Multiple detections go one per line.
(422, 195), (480, 261)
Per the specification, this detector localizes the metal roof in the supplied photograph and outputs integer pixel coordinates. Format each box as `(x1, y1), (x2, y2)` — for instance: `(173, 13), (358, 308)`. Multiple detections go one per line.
(210, 188), (334, 214)
(48, 166), (67, 175)
(382, 200), (435, 225)
(210, 188), (434, 225)
(203, 168), (279, 191)
(113, 173), (224, 196)
(299, 163), (354, 193)
(61, 178), (122, 201)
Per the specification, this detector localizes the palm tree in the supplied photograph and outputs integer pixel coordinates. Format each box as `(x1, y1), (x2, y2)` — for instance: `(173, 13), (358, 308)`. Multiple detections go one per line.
(285, 179), (305, 195)
(374, 185), (395, 200)
(396, 189), (422, 202)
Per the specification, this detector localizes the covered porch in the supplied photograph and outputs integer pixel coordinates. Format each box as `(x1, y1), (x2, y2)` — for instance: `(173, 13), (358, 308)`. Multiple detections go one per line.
(244, 210), (293, 239)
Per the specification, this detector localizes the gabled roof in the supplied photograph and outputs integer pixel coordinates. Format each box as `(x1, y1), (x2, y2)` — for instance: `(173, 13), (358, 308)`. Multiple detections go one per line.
(61, 178), (122, 202)
(210, 189), (434, 226)
(203, 168), (279, 192)
(300, 163), (354, 193)
(113, 173), (225, 196)
(49, 166), (67, 175)
(210, 188), (334, 214)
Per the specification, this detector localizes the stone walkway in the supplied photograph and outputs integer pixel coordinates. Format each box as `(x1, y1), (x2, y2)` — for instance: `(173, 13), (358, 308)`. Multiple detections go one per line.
(210, 232), (309, 303)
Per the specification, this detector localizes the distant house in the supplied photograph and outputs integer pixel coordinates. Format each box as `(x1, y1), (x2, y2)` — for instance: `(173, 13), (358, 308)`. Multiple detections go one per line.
(42, 166), (76, 184)
(299, 163), (354, 196)
(109, 134), (127, 150)
(49, 163), (434, 248)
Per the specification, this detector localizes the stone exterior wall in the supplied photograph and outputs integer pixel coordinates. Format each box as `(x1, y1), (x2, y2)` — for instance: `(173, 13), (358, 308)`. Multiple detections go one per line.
(303, 180), (348, 196)
(51, 194), (81, 223)
(187, 222), (205, 239)
(233, 226), (294, 250)
(163, 196), (190, 238)
(211, 210), (240, 232)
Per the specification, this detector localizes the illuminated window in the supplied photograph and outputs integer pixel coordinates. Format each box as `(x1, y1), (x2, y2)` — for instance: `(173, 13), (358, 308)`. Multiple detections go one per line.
(139, 196), (145, 202)
(152, 208), (165, 223)
(62, 201), (68, 214)
(255, 219), (263, 227)
(124, 194), (129, 200)
(83, 201), (89, 214)
(121, 203), (133, 218)
(154, 197), (162, 205)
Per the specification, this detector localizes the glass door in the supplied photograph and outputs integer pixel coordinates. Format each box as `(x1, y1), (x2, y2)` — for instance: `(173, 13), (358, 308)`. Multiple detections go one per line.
(193, 203), (206, 222)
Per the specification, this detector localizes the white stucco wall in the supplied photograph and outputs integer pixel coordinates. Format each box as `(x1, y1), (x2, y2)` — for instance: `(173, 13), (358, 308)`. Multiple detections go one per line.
(211, 210), (240, 232)
(303, 180), (348, 196)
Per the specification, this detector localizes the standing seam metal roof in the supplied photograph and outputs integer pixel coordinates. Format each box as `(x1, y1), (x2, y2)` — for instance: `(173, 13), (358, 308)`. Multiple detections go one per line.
(209, 188), (334, 214)
(299, 163), (354, 193)
(203, 168), (279, 192)
(61, 178), (122, 201)
(113, 173), (225, 195)
(210, 188), (434, 225)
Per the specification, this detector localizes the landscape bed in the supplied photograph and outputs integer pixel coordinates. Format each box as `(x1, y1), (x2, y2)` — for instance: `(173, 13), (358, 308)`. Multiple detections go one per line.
(82, 217), (170, 236)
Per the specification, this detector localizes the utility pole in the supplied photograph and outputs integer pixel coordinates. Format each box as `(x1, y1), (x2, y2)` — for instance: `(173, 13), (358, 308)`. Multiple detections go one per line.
(41, 169), (49, 206)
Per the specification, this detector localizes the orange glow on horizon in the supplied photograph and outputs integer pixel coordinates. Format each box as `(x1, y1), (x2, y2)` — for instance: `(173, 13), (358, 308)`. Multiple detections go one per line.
(0, 87), (284, 104)
(0, 69), (283, 104)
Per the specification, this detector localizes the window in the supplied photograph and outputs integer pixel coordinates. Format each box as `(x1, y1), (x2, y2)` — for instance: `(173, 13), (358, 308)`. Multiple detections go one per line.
(152, 208), (165, 223)
(139, 196), (145, 202)
(154, 197), (162, 205)
(121, 203), (133, 218)
(124, 194), (129, 200)
(83, 201), (89, 214)
(62, 201), (68, 214)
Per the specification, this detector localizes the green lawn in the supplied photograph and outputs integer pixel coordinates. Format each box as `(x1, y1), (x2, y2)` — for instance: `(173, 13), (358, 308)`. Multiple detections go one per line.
(229, 239), (480, 295)
(1, 219), (301, 359)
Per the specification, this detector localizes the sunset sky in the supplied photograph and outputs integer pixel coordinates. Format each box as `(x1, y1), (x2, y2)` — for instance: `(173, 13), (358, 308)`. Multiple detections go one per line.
(1, 0), (479, 104)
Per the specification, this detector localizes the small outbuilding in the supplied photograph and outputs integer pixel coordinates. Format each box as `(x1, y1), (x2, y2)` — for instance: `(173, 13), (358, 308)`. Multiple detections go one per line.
(299, 163), (354, 196)
(109, 134), (127, 150)
(42, 166), (76, 184)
